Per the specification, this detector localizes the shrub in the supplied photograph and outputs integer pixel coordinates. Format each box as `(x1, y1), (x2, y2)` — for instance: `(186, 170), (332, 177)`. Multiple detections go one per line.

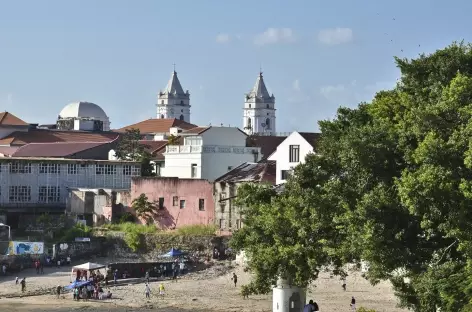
(103, 222), (157, 251)
(174, 224), (218, 236)
(57, 224), (92, 242)
(119, 212), (135, 224)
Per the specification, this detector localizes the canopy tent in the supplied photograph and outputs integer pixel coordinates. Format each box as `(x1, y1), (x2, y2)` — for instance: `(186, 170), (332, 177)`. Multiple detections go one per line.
(160, 248), (186, 257)
(65, 280), (92, 290)
(70, 262), (106, 282)
(72, 262), (106, 271)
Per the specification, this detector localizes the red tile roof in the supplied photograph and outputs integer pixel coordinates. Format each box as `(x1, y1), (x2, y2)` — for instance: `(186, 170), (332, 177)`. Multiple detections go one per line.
(0, 112), (28, 126)
(0, 129), (120, 146)
(215, 160), (276, 184)
(116, 118), (197, 134)
(12, 142), (111, 157)
(139, 140), (168, 155)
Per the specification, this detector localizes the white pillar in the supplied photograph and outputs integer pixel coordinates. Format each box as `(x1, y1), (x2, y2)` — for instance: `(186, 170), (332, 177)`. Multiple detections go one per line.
(272, 277), (306, 312)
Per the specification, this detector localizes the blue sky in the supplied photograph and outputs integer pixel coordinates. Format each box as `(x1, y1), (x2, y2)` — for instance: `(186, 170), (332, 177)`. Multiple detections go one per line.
(0, 0), (471, 132)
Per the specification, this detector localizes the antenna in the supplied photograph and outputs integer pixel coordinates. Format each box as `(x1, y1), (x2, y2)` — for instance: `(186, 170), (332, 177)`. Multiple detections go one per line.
(173, 63), (176, 72)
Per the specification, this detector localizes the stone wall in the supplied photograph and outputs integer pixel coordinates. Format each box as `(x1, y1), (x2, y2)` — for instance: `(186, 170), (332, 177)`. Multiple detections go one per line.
(53, 238), (107, 260)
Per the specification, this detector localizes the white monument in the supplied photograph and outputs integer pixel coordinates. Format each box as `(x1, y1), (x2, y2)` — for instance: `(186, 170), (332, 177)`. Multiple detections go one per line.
(272, 277), (306, 312)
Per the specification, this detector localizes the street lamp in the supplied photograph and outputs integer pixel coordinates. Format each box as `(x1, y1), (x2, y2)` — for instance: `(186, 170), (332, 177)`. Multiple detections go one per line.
(0, 223), (11, 240)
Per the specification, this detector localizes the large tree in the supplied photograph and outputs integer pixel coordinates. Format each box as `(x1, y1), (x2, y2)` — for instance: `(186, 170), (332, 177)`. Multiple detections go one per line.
(114, 129), (155, 176)
(231, 42), (472, 312)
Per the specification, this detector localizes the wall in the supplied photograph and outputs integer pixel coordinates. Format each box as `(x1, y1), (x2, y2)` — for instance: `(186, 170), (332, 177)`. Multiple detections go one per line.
(201, 149), (259, 181)
(213, 181), (243, 233)
(201, 127), (246, 147)
(0, 126), (29, 143)
(53, 238), (107, 260)
(268, 132), (314, 185)
(160, 152), (201, 179)
(131, 177), (215, 229)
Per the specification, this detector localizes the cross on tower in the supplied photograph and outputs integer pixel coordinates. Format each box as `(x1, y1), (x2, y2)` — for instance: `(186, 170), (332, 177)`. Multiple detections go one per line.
(173, 63), (176, 72)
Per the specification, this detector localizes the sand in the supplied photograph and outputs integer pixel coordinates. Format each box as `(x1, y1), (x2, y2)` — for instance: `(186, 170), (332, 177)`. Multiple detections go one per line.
(0, 261), (406, 312)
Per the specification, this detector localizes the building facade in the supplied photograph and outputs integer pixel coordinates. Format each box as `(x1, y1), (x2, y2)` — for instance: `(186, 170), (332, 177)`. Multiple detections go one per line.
(213, 160), (276, 233)
(243, 72), (276, 135)
(268, 131), (320, 185)
(157, 71), (191, 123)
(131, 177), (215, 229)
(160, 127), (261, 181)
(0, 157), (140, 227)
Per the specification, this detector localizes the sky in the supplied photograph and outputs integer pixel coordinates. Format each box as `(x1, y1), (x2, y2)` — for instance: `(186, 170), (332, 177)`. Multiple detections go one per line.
(1, 0), (471, 132)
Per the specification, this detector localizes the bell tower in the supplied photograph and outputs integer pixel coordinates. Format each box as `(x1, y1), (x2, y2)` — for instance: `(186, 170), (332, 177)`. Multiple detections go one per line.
(157, 67), (191, 122)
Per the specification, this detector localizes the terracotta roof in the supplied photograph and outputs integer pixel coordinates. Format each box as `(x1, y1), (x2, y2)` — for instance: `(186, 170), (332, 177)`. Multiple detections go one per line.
(299, 132), (321, 148)
(0, 112), (28, 126)
(0, 129), (120, 146)
(116, 118), (197, 134)
(139, 140), (168, 154)
(180, 126), (211, 135)
(247, 135), (287, 159)
(215, 160), (276, 184)
(12, 142), (111, 157)
(0, 146), (19, 156)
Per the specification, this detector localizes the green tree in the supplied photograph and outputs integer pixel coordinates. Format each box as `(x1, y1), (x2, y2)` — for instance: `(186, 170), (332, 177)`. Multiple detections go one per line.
(131, 193), (155, 224)
(114, 129), (155, 176)
(231, 42), (472, 312)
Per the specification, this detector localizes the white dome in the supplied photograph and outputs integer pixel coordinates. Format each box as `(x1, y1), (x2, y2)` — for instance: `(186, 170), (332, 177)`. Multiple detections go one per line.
(59, 101), (108, 119)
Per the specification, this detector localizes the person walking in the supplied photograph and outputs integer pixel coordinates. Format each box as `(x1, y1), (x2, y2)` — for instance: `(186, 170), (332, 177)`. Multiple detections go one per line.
(231, 273), (238, 287)
(56, 285), (61, 299)
(20, 278), (26, 292)
(145, 283), (151, 299)
(159, 283), (165, 298)
(350, 296), (356, 311)
(303, 299), (315, 312)
(145, 270), (150, 284)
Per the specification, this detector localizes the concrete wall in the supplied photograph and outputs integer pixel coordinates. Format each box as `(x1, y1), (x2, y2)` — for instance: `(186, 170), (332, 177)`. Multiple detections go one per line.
(213, 181), (244, 233)
(131, 177), (215, 229)
(268, 132), (315, 185)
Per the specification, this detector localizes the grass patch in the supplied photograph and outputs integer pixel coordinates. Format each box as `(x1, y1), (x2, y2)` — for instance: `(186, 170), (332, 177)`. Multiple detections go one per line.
(174, 224), (218, 236)
(102, 222), (158, 251)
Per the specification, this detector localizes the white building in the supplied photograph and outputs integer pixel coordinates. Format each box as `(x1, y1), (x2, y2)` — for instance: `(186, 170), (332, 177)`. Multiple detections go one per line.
(160, 127), (261, 181)
(0, 157), (140, 219)
(268, 131), (320, 185)
(243, 72), (276, 135)
(57, 101), (111, 131)
(157, 70), (191, 123)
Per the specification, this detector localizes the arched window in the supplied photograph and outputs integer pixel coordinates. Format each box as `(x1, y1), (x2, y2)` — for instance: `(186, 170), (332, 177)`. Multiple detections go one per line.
(266, 104), (269, 108)
(247, 117), (252, 128)
(265, 118), (271, 129)
(180, 100), (184, 105)
(249, 104), (252, 108)
(160, 114), (164, 119)
(161, 100), (164, 105)
(179, 114), (184, 121)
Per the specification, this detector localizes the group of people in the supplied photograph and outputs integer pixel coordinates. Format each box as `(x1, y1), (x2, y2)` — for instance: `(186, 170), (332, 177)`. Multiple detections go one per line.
(144, 282), (166, 299)
(72, 283), (112, 301)
(303, 296), (356, 311)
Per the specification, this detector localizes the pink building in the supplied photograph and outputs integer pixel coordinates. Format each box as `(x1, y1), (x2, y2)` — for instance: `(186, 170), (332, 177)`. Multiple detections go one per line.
(131, 177), (215, 229)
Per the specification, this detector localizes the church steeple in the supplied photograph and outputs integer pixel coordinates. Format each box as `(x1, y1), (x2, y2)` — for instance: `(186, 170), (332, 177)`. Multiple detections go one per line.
(157, 68), (191, 122)
(243, 72), (276, 135)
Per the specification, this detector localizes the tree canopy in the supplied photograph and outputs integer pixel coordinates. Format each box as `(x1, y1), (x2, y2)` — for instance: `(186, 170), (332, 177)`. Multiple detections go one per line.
(231, 42), (472, 312)
(114, 129), (155, 176)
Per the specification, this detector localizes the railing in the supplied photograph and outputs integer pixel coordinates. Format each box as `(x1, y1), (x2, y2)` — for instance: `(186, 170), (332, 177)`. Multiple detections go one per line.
(165, 145), (260, 154)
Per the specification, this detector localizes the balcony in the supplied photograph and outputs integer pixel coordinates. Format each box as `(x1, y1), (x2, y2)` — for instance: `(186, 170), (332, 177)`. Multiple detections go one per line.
(165, 145), (260, 155)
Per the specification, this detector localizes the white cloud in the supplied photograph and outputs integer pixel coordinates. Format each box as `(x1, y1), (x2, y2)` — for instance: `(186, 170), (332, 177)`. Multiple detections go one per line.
(254, 28), (295, 46)
(216, 33), (230, 43)
(293, 79), (301, 92)
(318, 27), (353, 45)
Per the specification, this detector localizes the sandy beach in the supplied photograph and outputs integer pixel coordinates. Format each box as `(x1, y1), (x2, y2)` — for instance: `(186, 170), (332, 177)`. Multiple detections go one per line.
(0, 261), (406, 312)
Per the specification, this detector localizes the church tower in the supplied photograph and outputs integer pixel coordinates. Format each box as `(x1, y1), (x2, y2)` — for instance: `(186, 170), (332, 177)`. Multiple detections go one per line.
(157, 69), (191, 122)
(243, 72), (276, 135)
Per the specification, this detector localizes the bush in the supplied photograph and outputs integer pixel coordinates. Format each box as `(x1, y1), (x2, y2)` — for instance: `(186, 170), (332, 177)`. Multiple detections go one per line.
(57, 224), (92, 242)
(103, 222), (157, 251)
(174, 224), (218, 236)
(119, 212), (135, 224)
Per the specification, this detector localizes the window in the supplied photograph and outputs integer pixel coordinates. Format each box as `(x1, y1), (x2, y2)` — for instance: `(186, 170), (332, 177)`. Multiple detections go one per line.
(96, 164), (116, 175)
(179, 114), (184, 121)
(181, 109), (184, 112)
(123, 165), (132, 176)
(68, 164), (78, 174)
(39, 163), (61, 174)
(247, 117), (252, 128)
(161, 100), (164, 105)
(249, 104), (251, 108)
(158, 197), (164, 210)
(289, 145), (300, 163)
(265, 118), (271, 130)
(227, 166), (232, 171)
(96, 164), (105, 175)
(10, 162), (31, 174)
(9, 186), (31, 202)
(180, 100), (184, 105)
(160, 114), (164, 119)
(173, 196), (178, 206)
(199, 199), (205, 211)
(220, 192), (226, 206)
(39, 186), (60, 203)
(266, 104), (270, 108)
(185, 137), (202, 146)
(179, 200), (186, 209)
(191, 164), (197, 178)
(219, 219), (225, 230)
(281, 170), (293, 180)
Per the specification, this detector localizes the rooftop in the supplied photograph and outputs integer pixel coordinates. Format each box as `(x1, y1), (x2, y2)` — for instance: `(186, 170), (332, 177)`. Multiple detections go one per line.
(0, 112), (28, 126)
(0, 156), (139, 163)
(0, 129), (120, 146)
(12, 142), (112, 158)
(247, 135), (287, 159)
(215, 160), (276, 184)
(139, 140), (168, 156)
(116, 118), (196, 134)
(298, 132), (321, 148)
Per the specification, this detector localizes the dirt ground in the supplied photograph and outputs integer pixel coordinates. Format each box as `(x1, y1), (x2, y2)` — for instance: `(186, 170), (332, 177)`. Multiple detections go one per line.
(0, 261), (406, 312)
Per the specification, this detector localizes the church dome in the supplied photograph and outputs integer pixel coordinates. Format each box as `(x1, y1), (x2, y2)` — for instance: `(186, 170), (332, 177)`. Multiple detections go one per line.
(59, 101), (108, 119)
